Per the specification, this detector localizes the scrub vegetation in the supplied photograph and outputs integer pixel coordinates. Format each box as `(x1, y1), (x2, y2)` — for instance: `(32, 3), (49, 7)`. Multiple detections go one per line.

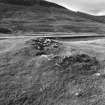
(0, 38), (104, 105)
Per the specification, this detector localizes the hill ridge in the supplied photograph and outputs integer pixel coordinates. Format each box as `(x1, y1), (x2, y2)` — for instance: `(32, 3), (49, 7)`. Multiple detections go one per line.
(0, 0), (105, 34)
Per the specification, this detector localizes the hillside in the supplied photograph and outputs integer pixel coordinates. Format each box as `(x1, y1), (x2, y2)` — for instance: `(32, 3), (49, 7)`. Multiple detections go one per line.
(0, 37), (105, 105)
(0, 0), (105, 34)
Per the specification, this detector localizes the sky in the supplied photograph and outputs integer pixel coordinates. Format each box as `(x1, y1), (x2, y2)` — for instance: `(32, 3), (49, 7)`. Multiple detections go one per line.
(47, 0), (105, 16)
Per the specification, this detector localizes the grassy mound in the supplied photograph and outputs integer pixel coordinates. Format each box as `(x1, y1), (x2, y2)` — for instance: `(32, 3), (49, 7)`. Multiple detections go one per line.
(59, 54), (100, 75)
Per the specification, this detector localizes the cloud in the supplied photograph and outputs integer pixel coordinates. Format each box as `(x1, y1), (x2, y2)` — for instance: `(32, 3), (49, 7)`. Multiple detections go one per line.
(47, 0), (105, 15)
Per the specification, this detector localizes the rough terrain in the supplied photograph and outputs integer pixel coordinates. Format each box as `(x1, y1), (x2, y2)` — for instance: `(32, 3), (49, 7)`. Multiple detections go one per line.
(0, 37), (105, 105)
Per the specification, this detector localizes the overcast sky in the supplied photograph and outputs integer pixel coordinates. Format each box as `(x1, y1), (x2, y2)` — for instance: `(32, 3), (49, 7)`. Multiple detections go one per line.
(47, 0), (105, 15)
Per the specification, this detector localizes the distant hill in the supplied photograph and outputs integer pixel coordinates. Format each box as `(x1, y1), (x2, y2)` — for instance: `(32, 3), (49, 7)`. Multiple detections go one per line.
(0, 0), (105, 34)
(77, 12), (105, 24)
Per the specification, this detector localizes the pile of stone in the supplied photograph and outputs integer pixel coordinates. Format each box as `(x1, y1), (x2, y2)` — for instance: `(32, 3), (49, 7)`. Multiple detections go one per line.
(26, 37), (61, 51)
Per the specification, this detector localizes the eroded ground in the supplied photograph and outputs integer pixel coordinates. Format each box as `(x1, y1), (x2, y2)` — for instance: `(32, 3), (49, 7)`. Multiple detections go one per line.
(0, 37), (105, 105)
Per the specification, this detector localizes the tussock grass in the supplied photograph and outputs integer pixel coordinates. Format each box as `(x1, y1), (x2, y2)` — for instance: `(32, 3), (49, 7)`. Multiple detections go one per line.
(0, 38), (103, 105)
